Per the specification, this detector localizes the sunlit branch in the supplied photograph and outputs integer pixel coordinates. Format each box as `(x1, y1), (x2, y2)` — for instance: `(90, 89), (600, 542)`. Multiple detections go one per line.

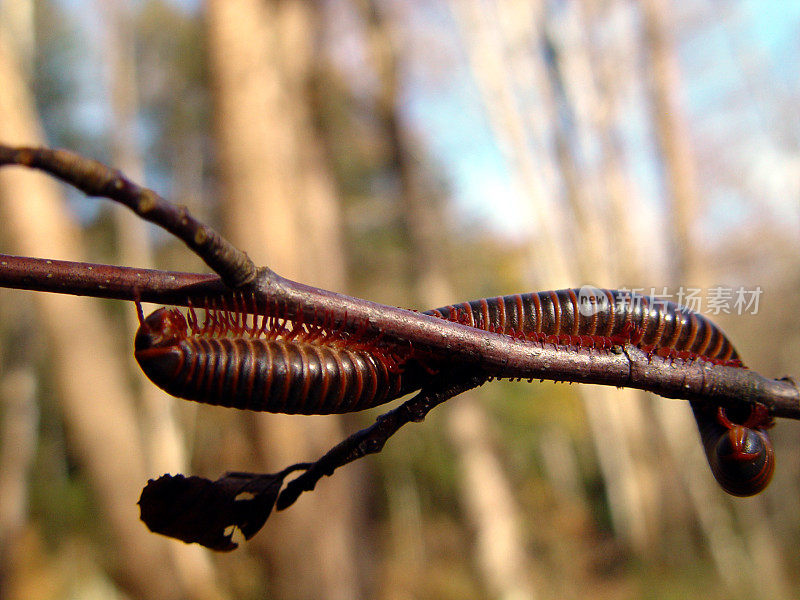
(0, 253), (797, 420)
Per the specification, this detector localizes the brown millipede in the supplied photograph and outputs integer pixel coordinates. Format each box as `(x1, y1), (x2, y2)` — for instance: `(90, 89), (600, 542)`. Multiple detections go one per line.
(134, 299), (425, 415)
(425, 287), (771, 495)
(425, 288), (741, 365)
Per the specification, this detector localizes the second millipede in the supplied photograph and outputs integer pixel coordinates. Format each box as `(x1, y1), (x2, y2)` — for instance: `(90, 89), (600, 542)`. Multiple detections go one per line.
(134, 287), (774, 495)
(424, 288), (773, 496)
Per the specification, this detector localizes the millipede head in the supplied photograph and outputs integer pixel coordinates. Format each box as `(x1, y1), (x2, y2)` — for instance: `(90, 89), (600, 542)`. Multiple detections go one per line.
(711, 425), (775, 496)
(135, 307), (191, 389)
(710, 405), (775, 497)
(134, 307), (188, 352)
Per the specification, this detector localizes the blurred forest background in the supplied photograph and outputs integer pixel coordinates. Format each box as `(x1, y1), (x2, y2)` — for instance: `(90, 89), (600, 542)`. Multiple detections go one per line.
(0, 1), (799, 599)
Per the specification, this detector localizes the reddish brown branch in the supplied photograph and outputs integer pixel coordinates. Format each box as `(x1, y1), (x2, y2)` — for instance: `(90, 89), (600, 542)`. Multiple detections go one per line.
(0, 254), (225, 302)
(4, 143), (790, 423)
(1, 252), (797, 420)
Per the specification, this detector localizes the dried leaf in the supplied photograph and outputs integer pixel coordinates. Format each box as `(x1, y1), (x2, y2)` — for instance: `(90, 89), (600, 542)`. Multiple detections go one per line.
(138, 471), (285, 551)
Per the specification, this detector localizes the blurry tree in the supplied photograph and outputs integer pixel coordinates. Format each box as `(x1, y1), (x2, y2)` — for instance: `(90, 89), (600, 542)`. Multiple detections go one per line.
(358, 2), (540, 598)
(96, 2), (226, 597)
(0, 31), (193, 600)
(206, 1), (364, 598)
(450, 0), (663, 560)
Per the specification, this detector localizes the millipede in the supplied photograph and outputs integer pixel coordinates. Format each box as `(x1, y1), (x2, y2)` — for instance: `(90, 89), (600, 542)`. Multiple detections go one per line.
(425, 288), (742, 365)
(134, 298), (428, 415)
(134, 286), (773, 495)
(425, 287), (772, 496)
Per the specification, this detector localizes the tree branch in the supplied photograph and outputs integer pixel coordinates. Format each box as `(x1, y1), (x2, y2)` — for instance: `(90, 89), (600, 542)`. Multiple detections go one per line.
(0, 145), (256, 287)
(1, 252), (797, 420)
(3, 143), (792, 423)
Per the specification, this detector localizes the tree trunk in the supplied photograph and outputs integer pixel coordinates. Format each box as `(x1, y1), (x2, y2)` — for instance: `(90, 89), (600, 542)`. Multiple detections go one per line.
(361, 4), (541, 596)
(0, 36), (187, 600)
(450, 0), (662, 555)
(206, 2), (363, 598)
(96, 3), (227, 598)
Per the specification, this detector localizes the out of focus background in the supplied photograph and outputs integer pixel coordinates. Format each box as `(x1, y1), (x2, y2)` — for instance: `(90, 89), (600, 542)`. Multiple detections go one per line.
(0, 1), (798, 599)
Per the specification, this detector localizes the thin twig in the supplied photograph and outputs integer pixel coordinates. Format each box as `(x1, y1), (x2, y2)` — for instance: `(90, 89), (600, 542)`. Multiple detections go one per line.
(0, 144), (256, 287)
(276, 368), (490, 510)
(4, 142), (799, 549)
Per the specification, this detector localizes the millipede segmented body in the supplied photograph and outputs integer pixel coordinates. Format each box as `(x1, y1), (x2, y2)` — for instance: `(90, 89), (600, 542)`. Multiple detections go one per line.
(134, 304), (426, 415)
(134, 287), (772, 494)
(424, 288), (741, 365)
